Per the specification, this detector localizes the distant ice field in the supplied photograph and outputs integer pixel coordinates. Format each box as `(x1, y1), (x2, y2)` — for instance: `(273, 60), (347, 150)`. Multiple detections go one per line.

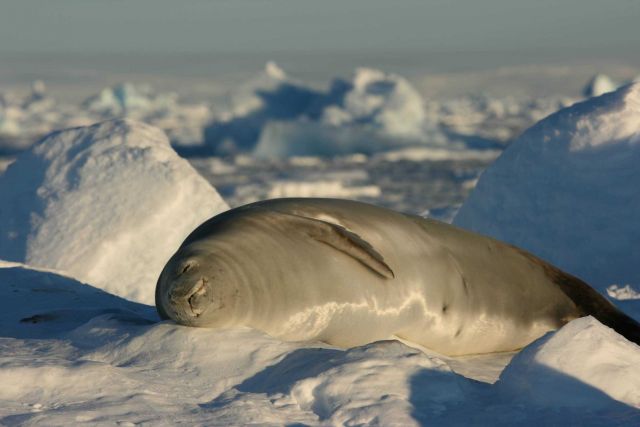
(190, 154), (491, 222)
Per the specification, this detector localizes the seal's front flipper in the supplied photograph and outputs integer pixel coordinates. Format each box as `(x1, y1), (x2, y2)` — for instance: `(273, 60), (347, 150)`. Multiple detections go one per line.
(272, 211), (395, 279)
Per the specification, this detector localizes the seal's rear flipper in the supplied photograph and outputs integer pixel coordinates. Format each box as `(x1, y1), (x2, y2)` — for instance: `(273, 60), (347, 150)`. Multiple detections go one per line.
(271, 211), (395, 279)
(498, 243), (640, 345)
(551, 269), (640, 346)
(523, 248), (640, 346)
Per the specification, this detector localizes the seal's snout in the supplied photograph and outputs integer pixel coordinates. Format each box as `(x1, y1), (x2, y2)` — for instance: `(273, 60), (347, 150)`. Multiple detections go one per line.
(170, 278), (211, 318)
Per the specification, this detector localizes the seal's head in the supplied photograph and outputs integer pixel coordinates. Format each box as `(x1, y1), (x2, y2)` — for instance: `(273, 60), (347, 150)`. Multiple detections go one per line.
(155, 246), (242, 327)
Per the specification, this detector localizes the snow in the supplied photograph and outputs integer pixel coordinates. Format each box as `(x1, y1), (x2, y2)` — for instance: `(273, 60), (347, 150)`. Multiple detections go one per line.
(268, 180), (381, 199)
(0, 82), (66, 154)
(203, 63), (323, 156)
(583, 73), (620, 97)
(205, 65), (506, 158)
(321, 67), (428, 139)
(373, 146), (501, 162)
(0, 157), (14, 174)
(1, 66), (639, 425)
(83, 83), (211, 149)
(498, 316), (640, 409)
(0, 81), (210, 154)
(0, 119), (228, 304)
(0, 64), (594, 158)
(455, 83), (640, 298)
(608, 285), (640, 301)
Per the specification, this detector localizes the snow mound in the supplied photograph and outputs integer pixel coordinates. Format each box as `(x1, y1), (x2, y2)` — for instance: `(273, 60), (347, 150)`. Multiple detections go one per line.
(608, 284), (640, 301)
(583, 73), (619, 98)
(454, 83), (640, 294)
(0, 119), (228, 303)
(498, 316), (640, 409)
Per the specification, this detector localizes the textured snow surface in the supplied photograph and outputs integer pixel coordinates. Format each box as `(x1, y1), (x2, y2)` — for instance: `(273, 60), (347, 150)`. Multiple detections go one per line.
(455, 83), (640, 298)
(0, 120), (228, 304)
(499, 316), (640, 409)
(1, 263), (638, 426)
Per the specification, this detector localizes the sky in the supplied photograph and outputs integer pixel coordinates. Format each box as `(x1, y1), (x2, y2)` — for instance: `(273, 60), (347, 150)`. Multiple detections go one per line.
(0, 0), (638, 56)
(0, 0), (638, 100)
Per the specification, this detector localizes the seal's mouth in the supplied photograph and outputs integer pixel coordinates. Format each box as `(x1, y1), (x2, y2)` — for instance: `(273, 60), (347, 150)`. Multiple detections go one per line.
(170, 277), (211, 319)
(187, 278), (209, 317)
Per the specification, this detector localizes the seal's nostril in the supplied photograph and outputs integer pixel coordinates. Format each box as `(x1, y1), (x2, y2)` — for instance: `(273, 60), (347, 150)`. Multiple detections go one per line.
(187, 279), (209, 317)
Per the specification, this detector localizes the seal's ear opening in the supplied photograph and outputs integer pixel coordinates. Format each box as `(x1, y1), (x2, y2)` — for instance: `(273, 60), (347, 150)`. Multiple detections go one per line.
(177, 260), (199, 276)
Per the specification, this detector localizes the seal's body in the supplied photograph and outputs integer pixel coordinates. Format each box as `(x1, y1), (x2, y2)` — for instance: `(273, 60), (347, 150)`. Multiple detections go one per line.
(156, 198), (640, 356)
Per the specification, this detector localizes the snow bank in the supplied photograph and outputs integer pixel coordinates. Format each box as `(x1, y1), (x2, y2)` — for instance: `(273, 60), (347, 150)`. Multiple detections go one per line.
(498, 317), (640, 409)
(455, 83), (640, 295)
(0, 119), (228, 303)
